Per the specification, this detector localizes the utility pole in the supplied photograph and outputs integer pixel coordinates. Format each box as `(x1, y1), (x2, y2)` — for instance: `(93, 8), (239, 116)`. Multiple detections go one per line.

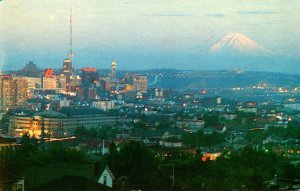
(172, 163), (175, 188)
(159, 163), (175, 188)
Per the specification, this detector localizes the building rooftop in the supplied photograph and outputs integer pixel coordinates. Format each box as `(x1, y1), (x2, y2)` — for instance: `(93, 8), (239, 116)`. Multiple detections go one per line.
(60, 107), (105, 116)
(34, 110), (67, 118)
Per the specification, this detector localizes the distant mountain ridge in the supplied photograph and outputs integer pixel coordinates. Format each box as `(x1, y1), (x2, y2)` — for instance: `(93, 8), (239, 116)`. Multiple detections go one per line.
(123, 69), (300, 89)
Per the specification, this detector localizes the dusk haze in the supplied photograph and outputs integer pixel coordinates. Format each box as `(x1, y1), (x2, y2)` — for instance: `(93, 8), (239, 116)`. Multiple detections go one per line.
(1, 0), (300, 72)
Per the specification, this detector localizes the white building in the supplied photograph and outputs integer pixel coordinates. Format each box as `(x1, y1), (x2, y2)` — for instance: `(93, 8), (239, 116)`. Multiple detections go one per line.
(91, 100), (114, 111)
(59, 98), (70, 108)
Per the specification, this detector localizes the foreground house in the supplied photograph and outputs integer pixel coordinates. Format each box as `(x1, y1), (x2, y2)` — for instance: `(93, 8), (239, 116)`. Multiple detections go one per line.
(98, 166), (115, 188)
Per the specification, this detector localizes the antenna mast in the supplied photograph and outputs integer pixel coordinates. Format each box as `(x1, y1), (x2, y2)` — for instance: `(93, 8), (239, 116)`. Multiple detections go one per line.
(68, 8), (73, 59)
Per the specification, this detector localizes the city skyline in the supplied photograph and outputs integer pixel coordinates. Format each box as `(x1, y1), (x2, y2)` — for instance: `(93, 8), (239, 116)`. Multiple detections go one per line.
(1, 0), (300, 73)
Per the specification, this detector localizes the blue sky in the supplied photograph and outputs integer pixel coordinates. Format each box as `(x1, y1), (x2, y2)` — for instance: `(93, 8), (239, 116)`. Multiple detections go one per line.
(1, 0), (300, 72)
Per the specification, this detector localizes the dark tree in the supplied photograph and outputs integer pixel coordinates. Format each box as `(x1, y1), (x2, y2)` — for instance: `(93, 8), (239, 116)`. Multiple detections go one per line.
(74, 126), (88, 137)
(0, 148), (24, 185)
(105, 142), (167, 190)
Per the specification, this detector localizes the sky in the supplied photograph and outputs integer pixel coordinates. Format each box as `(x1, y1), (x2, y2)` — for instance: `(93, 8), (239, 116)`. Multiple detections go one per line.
(1, 0), (300, 72)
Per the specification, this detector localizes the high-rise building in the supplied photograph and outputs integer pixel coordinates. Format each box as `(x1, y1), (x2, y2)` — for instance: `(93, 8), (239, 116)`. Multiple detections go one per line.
(79, 68), (99, 100)
(75, 86), (97, 100)
(66, 75), (81, 92)
(0, 75), (28, 111)
(134, 75), (148, 92)
(121, 74), (148, 92)
(99, 79), (111, 92)
(57, 74), (67, 91)
(22, 77), (41, 98)
(0, 75), (15, 111)
(81, 68), (98, 87)
(62, 59), (72, 84)
(23, 77), (41, 89)
(42, 68), (57, 89)
(15, 77), (28, 107)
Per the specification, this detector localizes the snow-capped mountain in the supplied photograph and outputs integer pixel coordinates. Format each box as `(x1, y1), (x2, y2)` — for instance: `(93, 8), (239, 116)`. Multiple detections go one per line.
(189, 32), (297, 73)
(210, 32), (267, 54)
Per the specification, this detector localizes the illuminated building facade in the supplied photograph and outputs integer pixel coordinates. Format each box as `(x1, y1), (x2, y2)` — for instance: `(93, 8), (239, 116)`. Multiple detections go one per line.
(201, 152), (222, 161)
(9, 108), (119, 138)
(22, 77), (41, 98)
(57, 74), (67, 91)
(23, 77), (41, 89)
(91, 100), (115, 111)
(121, 74), (148, 92)
(66, 75), (81, 92)
(15, 77), (28, 107)
(0, 75), (28, 111)
(42, 68), (57, 89)
(62, 59), (72, 84)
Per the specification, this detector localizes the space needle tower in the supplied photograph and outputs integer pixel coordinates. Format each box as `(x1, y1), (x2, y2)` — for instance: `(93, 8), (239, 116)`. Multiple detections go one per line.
(111, 58), (117, 82)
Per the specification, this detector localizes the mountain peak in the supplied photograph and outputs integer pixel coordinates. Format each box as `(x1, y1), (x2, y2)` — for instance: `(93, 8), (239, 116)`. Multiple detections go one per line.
(210, 32), (267, 54)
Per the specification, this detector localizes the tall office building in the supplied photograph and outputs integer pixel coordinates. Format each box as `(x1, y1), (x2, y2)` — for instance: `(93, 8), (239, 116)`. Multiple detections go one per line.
(57, 74), (67, 91)
(99, 79), (111, 92)
(62, 59), (72, 84)
(81, 68), (98, 87)
(0, 75), (28, 111)
(121, 74), (148, 92)
(42, 68), (57, 89)
(23, 77), (41, 98)
(15, 77), (28, 106)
